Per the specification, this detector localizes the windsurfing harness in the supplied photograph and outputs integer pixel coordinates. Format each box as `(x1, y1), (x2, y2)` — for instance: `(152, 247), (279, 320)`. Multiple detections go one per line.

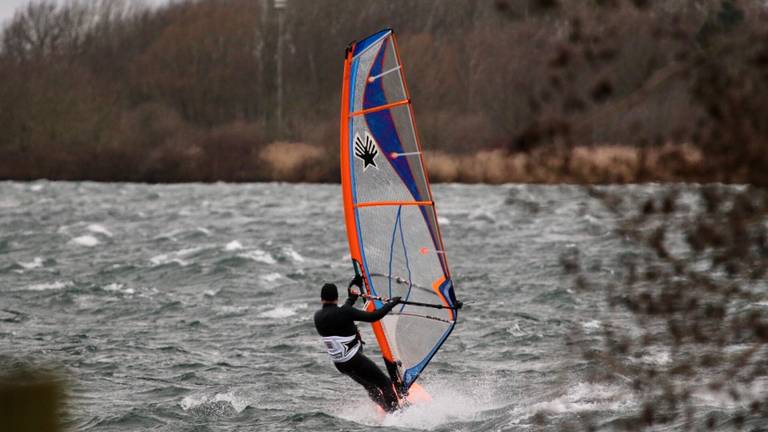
(321, 335), (361, 363)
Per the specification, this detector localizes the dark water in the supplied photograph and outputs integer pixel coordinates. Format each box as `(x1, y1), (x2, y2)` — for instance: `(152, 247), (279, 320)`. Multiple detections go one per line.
(0, 182), (752, 431)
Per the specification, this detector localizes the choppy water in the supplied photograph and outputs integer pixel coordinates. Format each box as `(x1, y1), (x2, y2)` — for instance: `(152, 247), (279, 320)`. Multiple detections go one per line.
(0, 182), (753, 431)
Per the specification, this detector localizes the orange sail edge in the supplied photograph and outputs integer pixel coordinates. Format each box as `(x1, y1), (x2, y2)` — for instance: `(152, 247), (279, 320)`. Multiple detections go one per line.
(340, 46), (357, 257)
(339, 41), (401, 389)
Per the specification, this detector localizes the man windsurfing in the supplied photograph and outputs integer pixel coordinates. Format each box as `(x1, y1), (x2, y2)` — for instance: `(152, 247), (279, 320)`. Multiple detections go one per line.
(314, 274), (402, 412)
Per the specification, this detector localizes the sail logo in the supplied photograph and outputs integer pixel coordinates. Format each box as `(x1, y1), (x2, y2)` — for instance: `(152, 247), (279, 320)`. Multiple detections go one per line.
(354, 132), (379, 171)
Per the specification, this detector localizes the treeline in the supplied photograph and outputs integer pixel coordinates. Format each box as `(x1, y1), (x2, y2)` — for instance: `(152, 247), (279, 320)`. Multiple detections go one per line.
(0, 0), (766, 183)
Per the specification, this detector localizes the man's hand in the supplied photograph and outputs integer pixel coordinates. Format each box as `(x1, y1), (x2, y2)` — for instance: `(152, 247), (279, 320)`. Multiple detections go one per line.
(390, 296), (402, 304)
(349, 274), (363, 288)
(348, 287), (361, 297)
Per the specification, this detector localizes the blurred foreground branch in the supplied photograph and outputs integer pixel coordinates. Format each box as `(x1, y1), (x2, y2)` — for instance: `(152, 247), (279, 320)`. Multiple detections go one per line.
(0, 367), (62, 432)
(571, 185), (768, 430)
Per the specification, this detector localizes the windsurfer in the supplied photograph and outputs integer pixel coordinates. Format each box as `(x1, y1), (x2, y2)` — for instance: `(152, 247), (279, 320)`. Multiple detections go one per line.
(314, 275), (402, 412)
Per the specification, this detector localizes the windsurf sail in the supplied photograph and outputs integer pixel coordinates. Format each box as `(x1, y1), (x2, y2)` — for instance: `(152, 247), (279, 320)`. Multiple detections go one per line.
(339, 29), (460, 396)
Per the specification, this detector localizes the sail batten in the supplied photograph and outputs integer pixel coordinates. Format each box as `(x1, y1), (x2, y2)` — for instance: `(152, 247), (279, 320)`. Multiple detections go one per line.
(349, 99), (410, 117)
(340, 29), (459, 393)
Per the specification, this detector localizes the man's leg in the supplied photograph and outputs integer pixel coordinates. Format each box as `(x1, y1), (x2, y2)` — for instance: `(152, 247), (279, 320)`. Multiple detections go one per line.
(336, 353), (400, 412)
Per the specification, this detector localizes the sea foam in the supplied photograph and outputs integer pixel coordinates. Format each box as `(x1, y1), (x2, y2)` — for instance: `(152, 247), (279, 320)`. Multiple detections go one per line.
(25, 281), (72, 291)
(150, 247), (202, 266)
(283, 246), (305, 262)
(259, 272), (282, 283)
(225, 240), (243, 251)
(258, 305), (301, 319)
(237, 249), (276, 265)
(103, 283), (135, 295)
(180, 390), (251, 415)
(337, 377), (502, 430)
(527, 382), (633, 414)
(70, 235), (100, 247)
(18, 257), (44, 270)
(87, 224), (113, 237)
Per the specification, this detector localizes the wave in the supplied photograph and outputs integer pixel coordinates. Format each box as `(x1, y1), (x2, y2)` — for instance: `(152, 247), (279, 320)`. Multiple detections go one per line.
(18, 257), (44, 270)
(260, 272), (283, 283)
(581, 319), (601, 332)
(180, 390), (251, 416)
(224, 240), (243, 251)
(150, 247), (204, 267)
(258, 304), (305, 319)
(237, 249), (276, 265)
(154, 227), (211, 241)
(70, 235), (100, 247)
(282, 246), (305, 263)
(335, 377), (504, 430)
(196, 227), (212, 236)
(102, 283), (135, 295)
(0, 198), (20, 208)
(469, 209), (496, 224)
(526, 382), (633, 414)
(25, 280), (73, 291)
(87, 224), (113, 238)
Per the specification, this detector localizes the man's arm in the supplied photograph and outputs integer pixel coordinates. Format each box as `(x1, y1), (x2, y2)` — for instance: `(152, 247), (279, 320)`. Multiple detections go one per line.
(342, 274), (401, 322)
(347, 300), (399, 323)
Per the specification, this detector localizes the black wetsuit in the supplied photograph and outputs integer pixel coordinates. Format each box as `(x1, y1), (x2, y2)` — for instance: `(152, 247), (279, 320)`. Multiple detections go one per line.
(314, 293), (399, 412)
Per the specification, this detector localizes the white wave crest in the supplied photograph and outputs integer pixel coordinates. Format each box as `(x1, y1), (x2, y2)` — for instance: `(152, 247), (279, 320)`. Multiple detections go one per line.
(259, 272), (282, 283)
(150, 254), (188, 267)
(180, 391), (251, 414)
(103, 283), (135, 295)
(283, 246), (305, 262)
(70, 235), (100, 247)
(581, 320), (601, 331)
(637, 348), (671, 366)
(25, 281), (72, 291)
(150, 247), (202, 266)
(87, 224), (113, 237)
(469, 210), (496, 223)
(218, 305), (249, 314)
(237, 249), (276, 265)
(19, 257), (44, 270)
(507, 322), (527, 337)
(258, 304), (302, 319)
(225, 240), (243, 251)
(337, 378), (501, 430)
(527, 382), (633, 414)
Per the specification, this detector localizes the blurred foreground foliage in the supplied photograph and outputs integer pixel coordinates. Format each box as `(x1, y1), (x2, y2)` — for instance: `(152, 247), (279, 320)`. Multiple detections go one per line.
(546, 3), (768, 427)
(512, 2), (768, 429)
(0, 0), (765, 182)
(561, 185), (768, 430)
(0, 367), (62, 432)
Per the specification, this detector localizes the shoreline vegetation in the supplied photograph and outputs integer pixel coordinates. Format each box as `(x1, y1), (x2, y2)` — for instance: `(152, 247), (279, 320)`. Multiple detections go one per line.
(0, 1), (766, 185)
(0, 140), (709, 184)
(261, 141), (709, 184)
(250, 141), (706, 184)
